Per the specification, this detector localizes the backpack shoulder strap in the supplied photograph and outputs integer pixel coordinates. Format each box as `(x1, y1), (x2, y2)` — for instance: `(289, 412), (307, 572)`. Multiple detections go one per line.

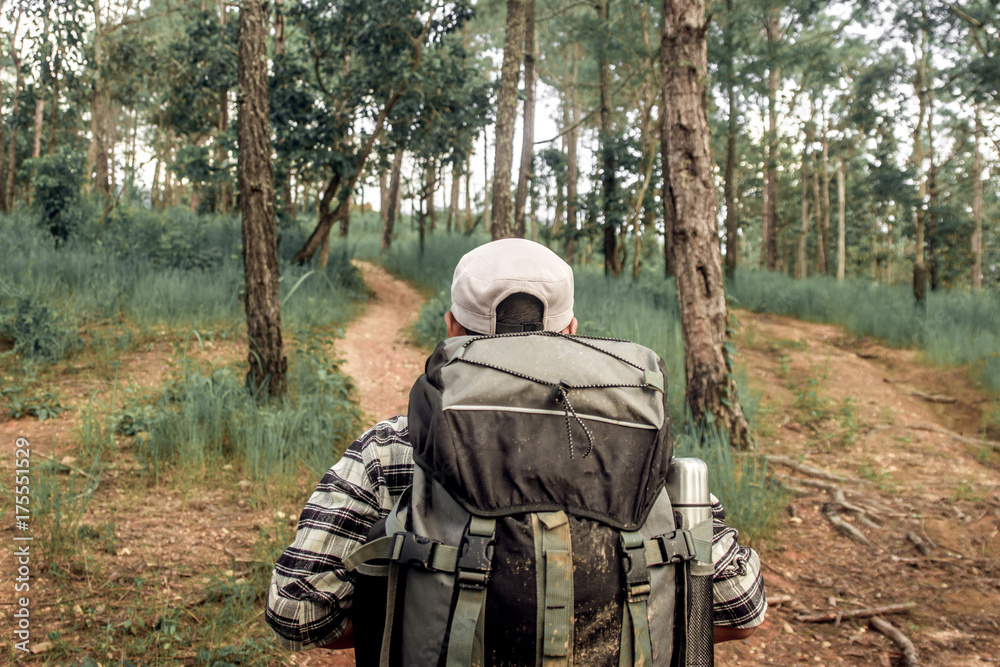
(445, 515), (497, 667)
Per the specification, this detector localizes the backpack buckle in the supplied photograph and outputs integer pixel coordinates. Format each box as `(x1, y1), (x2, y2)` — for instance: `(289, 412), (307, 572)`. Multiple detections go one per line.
(619, 531), (651, 602)
(655, 530), (697, 564)
(394, 533), (446, 572)
(456, 519), (496, 590)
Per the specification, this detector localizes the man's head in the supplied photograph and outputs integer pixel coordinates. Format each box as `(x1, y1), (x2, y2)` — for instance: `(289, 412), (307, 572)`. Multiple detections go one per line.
(445, 239), (578, 337)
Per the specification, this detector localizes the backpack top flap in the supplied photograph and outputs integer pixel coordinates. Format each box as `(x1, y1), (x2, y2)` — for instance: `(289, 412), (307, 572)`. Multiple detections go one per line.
(408, 333), (673, 530)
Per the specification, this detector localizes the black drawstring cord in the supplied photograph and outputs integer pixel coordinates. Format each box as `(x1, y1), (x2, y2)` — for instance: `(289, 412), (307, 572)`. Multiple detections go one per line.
(552, 383), (595, 459)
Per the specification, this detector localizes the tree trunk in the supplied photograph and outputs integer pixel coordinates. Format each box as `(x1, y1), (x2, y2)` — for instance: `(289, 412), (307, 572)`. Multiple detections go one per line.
(464, 157), (472, 231)
(795, 111), (814, 280)
(382, 147), (403, 250)
(238, 0), (286, 397)
(49, 44), (61, 155)
(819, 113), (831, 275)
(761, 11), (782, 271)
(483, 132), (492, 233)
(662, 0), (750, 448)
(89, 0), (112, 196)
(424, 163), (437, 233)
(722, 0), (738, 280)
(837, 160), (846, 280)
(380, 170), (389, 224)
(218, 0), (233, 214)
(0, 121), (6, 212)
(32, 99), (44, 159)
(490, 0), (526, 240)
(926, 85), (938, 291)
(293, 97), (397, 263)
(5, 8), (23, 208)
(912, 11), (928, 306)
(660, 60), (675, 278)
(972, 107), (983, 289)
(448, 163), (460, 233)
(598, 0), (622, 277)
(565, 52), (580, 263)
(514, 0), (536, 238)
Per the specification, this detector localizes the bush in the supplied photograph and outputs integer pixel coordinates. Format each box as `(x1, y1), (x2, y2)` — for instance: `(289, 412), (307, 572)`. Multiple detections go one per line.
(25, 148), (88, 242)
(0, 295), (82, 363)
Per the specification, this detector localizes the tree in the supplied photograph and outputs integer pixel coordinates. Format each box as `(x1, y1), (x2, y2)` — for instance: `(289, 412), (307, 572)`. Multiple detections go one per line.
(662, 0), (751, 448)
(283, 0), (480, 263)
(238, 0), (286, 397)
(513, 0), (536, 238)
(490, 0), (526, 240)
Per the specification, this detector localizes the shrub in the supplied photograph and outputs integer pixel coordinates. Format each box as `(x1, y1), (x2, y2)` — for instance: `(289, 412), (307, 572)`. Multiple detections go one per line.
(25, 148), (88, 242)
(0, 295), (82, 363)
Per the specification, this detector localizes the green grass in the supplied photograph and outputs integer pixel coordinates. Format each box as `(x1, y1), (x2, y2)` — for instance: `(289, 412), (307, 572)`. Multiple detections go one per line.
(727, 268), (1000, 393)
(124, 329), (360, 492)
(0, 204), (368, 366)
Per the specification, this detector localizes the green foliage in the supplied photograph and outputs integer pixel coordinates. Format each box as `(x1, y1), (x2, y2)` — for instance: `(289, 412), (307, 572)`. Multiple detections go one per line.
(0, 295), (82, 363)
(23, 148), (88, 241)
(0, 207), (367, 358)
(3, 382), (67, 420)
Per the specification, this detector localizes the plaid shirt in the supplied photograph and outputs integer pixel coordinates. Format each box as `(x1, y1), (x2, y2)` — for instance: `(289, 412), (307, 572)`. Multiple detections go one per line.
(266, 415), (767, 650)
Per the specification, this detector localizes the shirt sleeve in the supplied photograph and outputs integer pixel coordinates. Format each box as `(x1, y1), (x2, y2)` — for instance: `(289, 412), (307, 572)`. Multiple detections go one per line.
(710, 494), (768, 629)
(265, 416), (414, 650)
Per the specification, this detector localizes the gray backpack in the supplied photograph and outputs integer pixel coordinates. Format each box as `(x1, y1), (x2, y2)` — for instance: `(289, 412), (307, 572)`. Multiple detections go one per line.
(346, 333), (713, 666)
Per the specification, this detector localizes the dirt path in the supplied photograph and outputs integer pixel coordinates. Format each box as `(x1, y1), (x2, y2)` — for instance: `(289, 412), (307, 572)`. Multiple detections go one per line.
(285, 262), (429, 667)
(337, 261), (428, 427)
(715, 310), (1000, 667)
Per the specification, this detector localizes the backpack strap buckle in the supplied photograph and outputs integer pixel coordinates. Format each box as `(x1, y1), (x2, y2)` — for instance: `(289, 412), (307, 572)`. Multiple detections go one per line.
(653, 529), (697, 565)
(456, 516), (496, 590)
(619, 531), (651, 602)
(393, 533), (458, 573)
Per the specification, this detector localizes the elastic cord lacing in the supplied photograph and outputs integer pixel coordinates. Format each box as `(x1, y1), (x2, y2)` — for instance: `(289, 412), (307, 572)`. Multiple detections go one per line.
(552, 384), (595, 459)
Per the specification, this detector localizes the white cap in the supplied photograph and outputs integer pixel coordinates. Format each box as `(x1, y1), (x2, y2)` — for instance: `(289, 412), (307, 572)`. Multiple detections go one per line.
(450, 239), (575, 334)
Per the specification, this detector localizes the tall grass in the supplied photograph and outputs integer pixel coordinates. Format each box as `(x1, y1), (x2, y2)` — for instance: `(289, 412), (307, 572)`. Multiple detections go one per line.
(133, 331), (361, 491)
(727, 269), (1000, 392)
(0, 204), (368, 362)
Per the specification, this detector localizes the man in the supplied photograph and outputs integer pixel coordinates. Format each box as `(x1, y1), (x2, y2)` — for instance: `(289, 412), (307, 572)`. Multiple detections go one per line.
(266, 239), (766, 654)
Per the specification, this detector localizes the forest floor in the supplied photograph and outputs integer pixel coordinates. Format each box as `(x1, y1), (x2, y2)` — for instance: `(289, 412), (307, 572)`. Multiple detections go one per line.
(1, 261), (998, 666)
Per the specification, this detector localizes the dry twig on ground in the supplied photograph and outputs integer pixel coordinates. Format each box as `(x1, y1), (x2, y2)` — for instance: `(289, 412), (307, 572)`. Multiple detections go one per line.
(796, 602), (916, 624)
(870, 616), (920, 666)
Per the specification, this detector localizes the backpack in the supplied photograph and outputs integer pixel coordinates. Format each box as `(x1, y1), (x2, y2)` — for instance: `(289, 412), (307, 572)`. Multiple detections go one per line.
(345, 332), (714, 666)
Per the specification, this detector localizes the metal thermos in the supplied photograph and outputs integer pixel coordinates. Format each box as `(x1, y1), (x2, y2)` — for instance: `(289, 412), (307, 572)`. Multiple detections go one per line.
(665, 457), (714, 667)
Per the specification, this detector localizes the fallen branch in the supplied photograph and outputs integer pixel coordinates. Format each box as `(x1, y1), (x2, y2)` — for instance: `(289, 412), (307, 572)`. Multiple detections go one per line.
(870, 616), (920, 666)
(906, 532), (931, 556)
(797, 477), (865, 495)
(823, 503), (870, 544)
(768, 456), (862, 483)
(908, 390), (956, 404)
(908, 423), (1000, 453)
(796, 602), (916, 624)
(830, 488), (882, 528)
